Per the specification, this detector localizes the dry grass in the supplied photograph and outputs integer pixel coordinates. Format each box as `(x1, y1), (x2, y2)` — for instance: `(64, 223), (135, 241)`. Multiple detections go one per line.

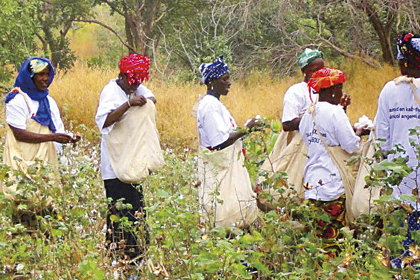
(339, 60), (399, 123)
(2, 59), (400, 150)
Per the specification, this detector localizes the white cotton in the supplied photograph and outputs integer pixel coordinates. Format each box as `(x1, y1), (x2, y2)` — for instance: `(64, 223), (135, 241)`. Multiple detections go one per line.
(354, 115), (374, 129)
(16, 264), (24, 271)
(245, 115), (261, 127)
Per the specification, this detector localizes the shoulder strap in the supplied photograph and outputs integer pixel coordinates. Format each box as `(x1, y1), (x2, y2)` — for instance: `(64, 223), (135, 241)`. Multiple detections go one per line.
(12, 87), (32, 113)
(394, 76), (420, 107)
(309, 103), (331, 151)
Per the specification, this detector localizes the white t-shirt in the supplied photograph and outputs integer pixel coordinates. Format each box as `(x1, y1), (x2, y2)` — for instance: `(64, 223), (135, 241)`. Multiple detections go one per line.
(196, 94), (237, 148)
(95, 79), (155, 180)
(299, 102), (360, 201)
(5, 92), (66, 152)
(375, 78), (420, 206)
(282, 82), (316, 123)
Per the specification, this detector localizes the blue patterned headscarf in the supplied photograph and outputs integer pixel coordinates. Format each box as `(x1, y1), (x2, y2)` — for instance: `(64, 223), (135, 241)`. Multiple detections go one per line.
(199, 56), (229, 84)
(5, 57), (56, 132)
(396, 33), (420, 68)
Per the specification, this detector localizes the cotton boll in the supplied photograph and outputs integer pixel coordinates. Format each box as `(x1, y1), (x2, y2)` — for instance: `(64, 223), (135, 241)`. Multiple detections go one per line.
(354, 115), (373, 129)
(244, 115), (261, 127)
(16, 264), (24, 271)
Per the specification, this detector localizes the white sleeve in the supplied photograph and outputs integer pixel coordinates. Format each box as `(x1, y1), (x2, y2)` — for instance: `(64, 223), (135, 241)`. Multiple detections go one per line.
(136, 84), (155, 99)
(375, 84), (391, 152)
(282, 86), (305, 123)
(5, 94), (30, 130)
(95, 86), (122, 135)
(201, 107), (230, 148)
(333, 107), (360, 154)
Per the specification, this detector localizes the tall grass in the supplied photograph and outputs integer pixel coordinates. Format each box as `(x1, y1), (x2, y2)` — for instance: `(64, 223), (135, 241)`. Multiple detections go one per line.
(47, 59), (399, 149)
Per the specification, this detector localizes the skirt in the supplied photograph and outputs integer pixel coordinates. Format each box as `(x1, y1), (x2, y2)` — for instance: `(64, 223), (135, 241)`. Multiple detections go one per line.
(307, 195), (346, 256)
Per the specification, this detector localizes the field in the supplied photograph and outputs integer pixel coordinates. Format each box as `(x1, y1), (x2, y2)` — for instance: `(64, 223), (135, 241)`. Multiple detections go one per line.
(0, 27), (414, 280)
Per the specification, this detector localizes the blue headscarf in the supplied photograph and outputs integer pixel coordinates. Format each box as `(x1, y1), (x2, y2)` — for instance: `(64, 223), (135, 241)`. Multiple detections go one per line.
(199, 56), (229, 84)
(5, 57), (56, 132)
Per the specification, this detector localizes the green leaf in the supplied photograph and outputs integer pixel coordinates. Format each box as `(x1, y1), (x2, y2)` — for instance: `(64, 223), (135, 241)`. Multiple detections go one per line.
(319, 213), (331, 223)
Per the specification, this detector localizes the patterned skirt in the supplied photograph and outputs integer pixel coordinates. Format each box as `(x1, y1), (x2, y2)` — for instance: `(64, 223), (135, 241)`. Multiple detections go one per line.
(307, 195), (346, 256)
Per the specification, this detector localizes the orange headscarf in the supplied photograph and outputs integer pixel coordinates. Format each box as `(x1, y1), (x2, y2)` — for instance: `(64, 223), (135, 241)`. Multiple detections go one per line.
(307, 67), (346, 94)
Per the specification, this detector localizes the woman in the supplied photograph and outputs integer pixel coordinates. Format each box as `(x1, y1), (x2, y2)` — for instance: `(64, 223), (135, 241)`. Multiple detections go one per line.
(196, 56), (259, 228)
(3, 56), (80, 228)
(282, 48), (325, 131)
(375, 32), (420, 269)
(5, 57), (78, 148)
(95, 53), (164, 261)
(299, 67), (363, 255)
(259, 49), (329, 204)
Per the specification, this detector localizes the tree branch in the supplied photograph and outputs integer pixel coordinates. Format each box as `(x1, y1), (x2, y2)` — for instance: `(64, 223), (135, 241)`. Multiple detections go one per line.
(101, 0), (124, 17)
(319, 37), (381, 69)
(73, 19), (136, 53)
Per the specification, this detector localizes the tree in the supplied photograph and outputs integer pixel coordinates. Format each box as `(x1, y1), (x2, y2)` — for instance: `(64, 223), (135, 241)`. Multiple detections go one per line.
(33, 0), (94, 69)
(0, 0), (38, 84)
(93, 0), (169, 55)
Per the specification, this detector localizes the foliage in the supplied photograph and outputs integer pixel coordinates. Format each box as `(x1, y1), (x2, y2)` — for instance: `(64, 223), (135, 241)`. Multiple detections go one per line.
(32, 0), (94, 69)
(0, 0), (38, 84)
(1, 0), (419, 81)
(3, 121), (420, 278)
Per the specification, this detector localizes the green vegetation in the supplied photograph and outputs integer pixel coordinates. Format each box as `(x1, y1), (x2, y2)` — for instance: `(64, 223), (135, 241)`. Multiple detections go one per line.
(1, 122), (420, 279)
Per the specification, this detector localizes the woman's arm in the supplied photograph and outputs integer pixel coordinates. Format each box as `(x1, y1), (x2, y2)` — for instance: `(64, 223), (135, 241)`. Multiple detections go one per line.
(282, 117), (301, 131)
(103, 95), (148, 128)
(213, 131), (247, 150)
(213, 118), (260, 150)
(9, 125), (74, 144)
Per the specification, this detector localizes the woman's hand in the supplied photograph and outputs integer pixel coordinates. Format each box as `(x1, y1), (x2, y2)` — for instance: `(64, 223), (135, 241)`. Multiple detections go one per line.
(354, 125), (371, 137)
(340, 93), (352, 107)
(51, 133), (75, 144)
(245, 115), (262, 130)
(67, 132), (81, 143)
(130, 95), (147, 107)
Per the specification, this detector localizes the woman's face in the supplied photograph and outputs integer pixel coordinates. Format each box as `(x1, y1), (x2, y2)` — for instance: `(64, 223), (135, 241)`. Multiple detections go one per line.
(33, 67), (50, 91)
(330, 84), (343, 105)
(303, 58), (324, 82)
(212, 73), (231, 95)
(120, 74), (141, 94)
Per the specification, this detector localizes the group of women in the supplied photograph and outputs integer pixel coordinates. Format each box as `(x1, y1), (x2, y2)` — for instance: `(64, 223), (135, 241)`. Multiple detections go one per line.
(196, 32), (420, 267)
(2, 31), (420, 269)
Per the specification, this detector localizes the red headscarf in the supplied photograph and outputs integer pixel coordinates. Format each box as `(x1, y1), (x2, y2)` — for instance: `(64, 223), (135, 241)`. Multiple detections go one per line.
(308, 67), (346, 94)
(119, 53), (150, 85)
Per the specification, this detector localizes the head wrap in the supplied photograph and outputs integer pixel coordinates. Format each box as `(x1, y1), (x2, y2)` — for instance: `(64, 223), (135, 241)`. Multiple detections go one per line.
(5, 57), (56, 132)
(119, 53), (150, 85)
(396, 33), (420, 68)
(298, 48), (324, 69)
(307, 67), (346, 94)
(29, 59), (49, 78)
(199, 56), (229, 84)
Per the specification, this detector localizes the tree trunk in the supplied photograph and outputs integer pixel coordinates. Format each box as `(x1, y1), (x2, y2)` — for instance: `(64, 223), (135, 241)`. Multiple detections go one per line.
(364, 2), (396, 65)
(123, 2), (147, 55)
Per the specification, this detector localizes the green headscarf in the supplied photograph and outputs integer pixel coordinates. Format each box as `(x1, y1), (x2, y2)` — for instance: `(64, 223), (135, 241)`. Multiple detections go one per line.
(298, 48), (324, 69)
